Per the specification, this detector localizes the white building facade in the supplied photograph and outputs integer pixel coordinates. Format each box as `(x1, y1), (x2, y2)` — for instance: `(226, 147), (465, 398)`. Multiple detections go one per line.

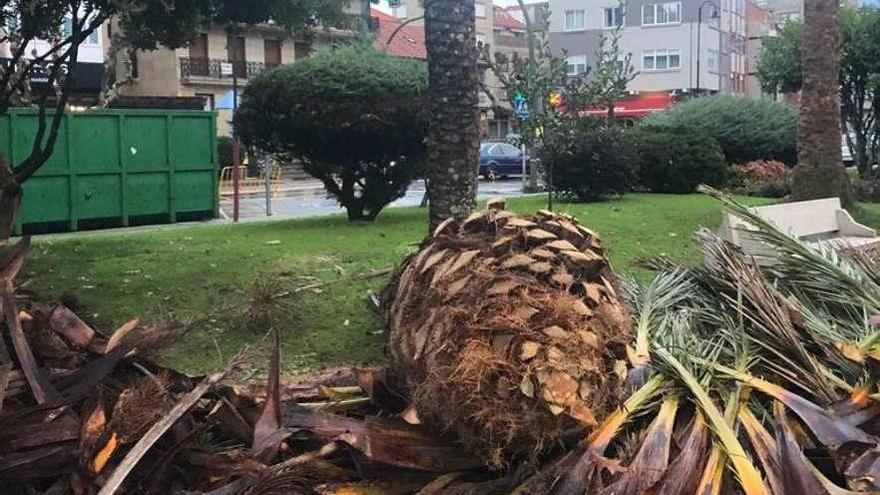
(548, 0), (747, 95)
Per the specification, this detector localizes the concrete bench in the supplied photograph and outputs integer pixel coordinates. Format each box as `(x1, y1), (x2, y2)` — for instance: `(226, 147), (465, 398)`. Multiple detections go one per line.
(719, 197), (880, 264)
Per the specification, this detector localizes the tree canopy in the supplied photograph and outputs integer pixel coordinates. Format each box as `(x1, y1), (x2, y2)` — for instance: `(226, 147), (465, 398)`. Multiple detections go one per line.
(236, 44), (429, 221)
(757, 5), (880, 177)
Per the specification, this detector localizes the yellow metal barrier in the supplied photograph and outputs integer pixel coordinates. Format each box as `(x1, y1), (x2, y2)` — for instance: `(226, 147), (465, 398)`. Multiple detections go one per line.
(219, 165), (283, 198)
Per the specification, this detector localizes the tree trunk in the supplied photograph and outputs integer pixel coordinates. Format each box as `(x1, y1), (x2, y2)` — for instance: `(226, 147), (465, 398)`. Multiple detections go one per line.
(0, 156), (22, 241)
(791, 0), (852, 205)
(424, 0), (480, 230)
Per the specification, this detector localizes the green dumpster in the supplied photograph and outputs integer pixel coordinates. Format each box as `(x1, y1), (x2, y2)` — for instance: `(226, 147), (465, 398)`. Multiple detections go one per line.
(0, 108), (218, 234)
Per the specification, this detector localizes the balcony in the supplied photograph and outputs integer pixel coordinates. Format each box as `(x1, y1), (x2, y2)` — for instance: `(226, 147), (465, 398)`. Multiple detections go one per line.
(179, 58), (272, 84)
(495, 35), (528, 50)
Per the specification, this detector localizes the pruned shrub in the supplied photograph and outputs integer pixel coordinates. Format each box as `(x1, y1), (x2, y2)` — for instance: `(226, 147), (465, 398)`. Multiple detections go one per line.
(729, 160), (791, 198)
(545, 125), (639, 202)
(236, 44), (428, 221)
(640, 94), (797, 165)
(632, 125), (727, 194)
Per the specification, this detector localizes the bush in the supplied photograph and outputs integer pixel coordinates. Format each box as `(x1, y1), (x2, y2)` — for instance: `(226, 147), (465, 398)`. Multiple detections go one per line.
(729, 160), (791, 198)
(545, 125), (639, 202)
(853, 178), (880, 203)
(632, 125), (727, 194)
(640, 94), (797, 165)
(217, 136), (234, 167)
(236, 44), (428, 221)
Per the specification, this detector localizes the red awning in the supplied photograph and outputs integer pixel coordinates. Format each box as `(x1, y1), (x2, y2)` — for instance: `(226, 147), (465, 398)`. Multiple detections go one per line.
(584, 94), (676, 118)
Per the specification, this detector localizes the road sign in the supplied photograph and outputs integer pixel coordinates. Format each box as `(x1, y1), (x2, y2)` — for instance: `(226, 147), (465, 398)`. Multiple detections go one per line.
(514, 92), (530, 119)
(220, 62), (234, 77)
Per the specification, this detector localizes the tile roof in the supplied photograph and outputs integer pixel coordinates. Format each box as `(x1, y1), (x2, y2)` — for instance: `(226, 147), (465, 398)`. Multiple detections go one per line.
(494, 6), (526, 31)
(372, 9), (426, 60)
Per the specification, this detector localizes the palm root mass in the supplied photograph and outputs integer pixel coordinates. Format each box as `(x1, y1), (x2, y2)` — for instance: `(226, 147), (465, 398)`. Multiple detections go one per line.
(382, 202), (631, 466)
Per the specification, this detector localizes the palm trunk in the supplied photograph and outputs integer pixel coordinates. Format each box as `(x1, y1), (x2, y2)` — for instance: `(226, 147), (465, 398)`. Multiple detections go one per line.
(424, 0), (480, 229)
(791, 0), (852, 205)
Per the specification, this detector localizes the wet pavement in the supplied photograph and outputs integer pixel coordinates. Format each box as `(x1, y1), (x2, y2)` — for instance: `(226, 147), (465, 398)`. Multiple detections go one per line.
(219, 178), (530, 220)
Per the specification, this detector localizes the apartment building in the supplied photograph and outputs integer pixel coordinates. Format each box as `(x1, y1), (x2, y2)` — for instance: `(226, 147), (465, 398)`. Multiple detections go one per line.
(548, 0), (748, 95)
(745, 0), (771, 97)
(113, 23), (334, 136)
(506, 1), (551, 27)
(388, 0), (516, 139)
(112, 3), (367, 136)
(1, 13), (106, 105)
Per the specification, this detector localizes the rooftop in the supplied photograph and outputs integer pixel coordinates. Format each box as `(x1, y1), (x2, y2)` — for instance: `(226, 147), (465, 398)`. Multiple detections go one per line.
(371, 9), (426, 60)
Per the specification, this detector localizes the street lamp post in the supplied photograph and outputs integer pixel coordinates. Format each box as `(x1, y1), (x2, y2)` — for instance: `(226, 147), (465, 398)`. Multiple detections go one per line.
(696, 0), (721, 94)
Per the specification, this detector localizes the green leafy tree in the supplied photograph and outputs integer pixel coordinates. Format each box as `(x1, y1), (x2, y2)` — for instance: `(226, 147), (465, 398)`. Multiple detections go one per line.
(757, 5), (880, 180)
(236, 45), (428, 221)
(756, 20), (803, 95)
(0, 0), (355, 240)
(490, 1), (635, 202)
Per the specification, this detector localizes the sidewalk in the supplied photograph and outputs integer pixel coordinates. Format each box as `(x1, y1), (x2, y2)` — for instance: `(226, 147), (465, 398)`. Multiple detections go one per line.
(219, 178), (530, 220)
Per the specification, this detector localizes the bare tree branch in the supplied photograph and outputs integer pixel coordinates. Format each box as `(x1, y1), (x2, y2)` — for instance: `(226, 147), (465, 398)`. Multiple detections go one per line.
(12, 4), (92, 183)
(385, 15), (424, 46)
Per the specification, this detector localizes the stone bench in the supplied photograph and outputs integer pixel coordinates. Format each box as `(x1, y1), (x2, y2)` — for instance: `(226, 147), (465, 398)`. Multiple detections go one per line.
(719, 197), (880, 264)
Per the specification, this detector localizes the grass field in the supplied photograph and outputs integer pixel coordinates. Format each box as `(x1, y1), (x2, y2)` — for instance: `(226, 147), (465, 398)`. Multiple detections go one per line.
(23, 193), (785, 375)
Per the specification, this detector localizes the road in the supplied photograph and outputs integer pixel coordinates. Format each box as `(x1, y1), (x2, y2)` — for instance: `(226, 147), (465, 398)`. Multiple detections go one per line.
(220, 178), (529, 220)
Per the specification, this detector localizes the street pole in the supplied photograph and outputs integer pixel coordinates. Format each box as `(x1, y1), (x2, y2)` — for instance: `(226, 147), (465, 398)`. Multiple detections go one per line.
(518, 0), (541, 192)
(231, 24), (241, 223)
(521, 142), (527, 190)
(696, 7), (702, 93)
(264, 155), (273, 216)
(696, 1), (720, 95)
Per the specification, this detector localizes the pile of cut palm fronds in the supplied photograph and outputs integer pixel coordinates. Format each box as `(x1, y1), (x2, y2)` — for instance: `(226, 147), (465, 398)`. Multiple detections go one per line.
(11, 187), (880, 495)
(549, 187), (880, 495)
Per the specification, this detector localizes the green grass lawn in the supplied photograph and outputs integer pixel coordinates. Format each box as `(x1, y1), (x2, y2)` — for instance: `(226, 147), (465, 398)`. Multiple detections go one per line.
(22, 193), (786, 376)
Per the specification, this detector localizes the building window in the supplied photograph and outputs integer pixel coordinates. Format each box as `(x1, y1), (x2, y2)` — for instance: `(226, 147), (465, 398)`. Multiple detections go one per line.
(63, 16), (99, 44)
(128, 49), (139, 78)
(564, 10), (585, 31)
(642, 49), (680, 70)
(566, 55), (587, 76)
(61, 17), (72, 38)
(475, 3), (486, 18)
(707, 49), (718, 71)
(196, 93), (215, 111)
(189, 33), (208, 60)
(604, 7), (624, 28)
(227, 35), (246, 77)
(642, 2), (681, 26)
(264, 39), (282, 68)
(708, 5), (721, 29)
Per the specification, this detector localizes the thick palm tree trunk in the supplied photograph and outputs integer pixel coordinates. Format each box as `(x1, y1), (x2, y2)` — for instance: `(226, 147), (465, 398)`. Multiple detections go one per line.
(791, 0), (852, 205)
(424, 0), (480, 229)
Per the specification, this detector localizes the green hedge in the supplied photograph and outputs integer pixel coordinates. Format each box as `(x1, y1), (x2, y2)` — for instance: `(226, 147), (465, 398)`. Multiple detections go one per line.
(632, 125), (727, 194)
(640, 94), (797, 165)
